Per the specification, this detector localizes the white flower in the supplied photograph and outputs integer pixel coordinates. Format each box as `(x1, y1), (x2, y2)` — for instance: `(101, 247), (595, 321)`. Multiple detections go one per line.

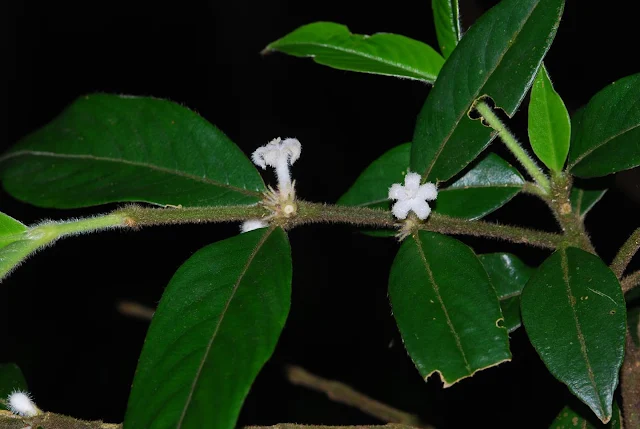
(251, 137), (301, 197)
(388, 172), (437, 220)
(240, 219), (268, 233)
(7, 390), (40, 417)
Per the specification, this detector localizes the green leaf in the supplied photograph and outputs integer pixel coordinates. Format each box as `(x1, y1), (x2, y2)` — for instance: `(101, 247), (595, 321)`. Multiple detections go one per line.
(521, 247), (626, 423)
(432, 0), (461, 58)
(0, 363), (28, 411)
(338, 143), (523, 220)
(550, 402), (622, 429)
(263, 22), (444, 83)
(0, 94), (265, 209)
(570, 185), (607, 219)
(435, 153), (523, 220)
(411, 0), (565, 182)
(528, 64), (571, 172)
(0, 239), (42, 283)
(124, 227), (291, 429)
(0, 213), (27, 250)
(389, 231), (511, 387)
(479, 253), (535, 333)
(568, 73), (640, 177)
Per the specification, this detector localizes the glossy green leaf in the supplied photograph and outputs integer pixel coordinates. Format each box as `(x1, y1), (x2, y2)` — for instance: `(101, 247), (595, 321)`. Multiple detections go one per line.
(432, 0), (461, 58)
(0, 213), (27, 250)
(570, 185), (607, 219)
(338, 143), (523, 220)
(521, 247), (626, 423)
(550, 402), (622, 429)
(0, 94), (265, 209)
(411, 0), (564, 182)
(528, 64), (571, 172)
(479, 253), (535, 333)
(0, 363), (28, 411)
(263, 22), (444, 83)
(568, 73), (640, 177)
(389, 231), (511, 387)
(124, 227), (292, 429)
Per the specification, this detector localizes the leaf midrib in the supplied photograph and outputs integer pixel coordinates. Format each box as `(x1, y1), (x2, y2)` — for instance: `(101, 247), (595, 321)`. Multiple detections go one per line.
(422, 0), (542, 179)
(0, 150), (263, 197)
(176, 226), (276, 428)
(270, 37), (437, 82)
(568, 121), (640, 170)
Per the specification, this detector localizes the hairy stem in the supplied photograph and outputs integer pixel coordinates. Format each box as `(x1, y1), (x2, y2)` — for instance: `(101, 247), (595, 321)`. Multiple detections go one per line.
(474, 100), (551, 193)
(622, 334), (640, 428)
(622, 270), (640, 294)
(611, 228), (640, 279)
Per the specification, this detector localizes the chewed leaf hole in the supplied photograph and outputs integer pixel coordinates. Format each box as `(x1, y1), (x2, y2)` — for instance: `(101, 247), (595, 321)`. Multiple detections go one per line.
(610, 310), (616, 315)
(469, 95), (509, 126)
(496, 317), (505, 329)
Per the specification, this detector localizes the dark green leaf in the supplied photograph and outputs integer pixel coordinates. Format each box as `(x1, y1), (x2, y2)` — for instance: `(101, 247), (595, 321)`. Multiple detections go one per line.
(389, 231), (511, 386)
(479, 253), (535, 332)
(124, 227), (292, 429)
(0, 363), (28, 411)
(521, 247), (626, 423)
(338, 143), (522, 220)
(528, 64), (571, 172)
(570, 186), (607, 219)
(0, 213), (26, 250)
(411, 0), (564, 182)
(0, 94), (264, 209)
(568, 73), (640, 177)
(432, 0), (461, 58)
(435, 153), (523, 220)
(550, 402), (622, 429)
(263, 22), (444, 83)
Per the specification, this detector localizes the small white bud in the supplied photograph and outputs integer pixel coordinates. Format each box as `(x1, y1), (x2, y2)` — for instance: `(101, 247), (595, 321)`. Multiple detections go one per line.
(7, 390), (40, 417)
(388, 172), (438, 220)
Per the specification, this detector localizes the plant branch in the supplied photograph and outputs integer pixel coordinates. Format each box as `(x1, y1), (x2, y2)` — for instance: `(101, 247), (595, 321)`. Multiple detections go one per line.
(474, 100), (551, 193)
(621, 333), (640, 428)
(286, 365), (429, 428)
(622, 270), (640, 294)
(611, 228), (640, 279)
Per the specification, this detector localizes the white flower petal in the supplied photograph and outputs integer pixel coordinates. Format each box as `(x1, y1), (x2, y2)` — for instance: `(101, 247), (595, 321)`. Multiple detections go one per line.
(410, 200), (432, 220)
(240, 219), (268, 233)
(281, 138), (302, 164)
(404, 172), (422, 190)
(392, 200), (412, 220)
(417, 182), (438, 201)
(389, 183), (408, 200)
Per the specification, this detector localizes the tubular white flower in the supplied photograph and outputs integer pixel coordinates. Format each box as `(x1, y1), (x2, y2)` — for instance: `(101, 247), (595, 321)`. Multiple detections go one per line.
(240, 219), (268, 233)
(7, 390), (40, 417)
(251, 137), (301, 197)
(388, 172), (437, 220)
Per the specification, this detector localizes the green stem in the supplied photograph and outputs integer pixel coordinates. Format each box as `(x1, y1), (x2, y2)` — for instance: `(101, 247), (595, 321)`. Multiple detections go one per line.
(474, 101), (551, 194)
(611, 228), (640, 279)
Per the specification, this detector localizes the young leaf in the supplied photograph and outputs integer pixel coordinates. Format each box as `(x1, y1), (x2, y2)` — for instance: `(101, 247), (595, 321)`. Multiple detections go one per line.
(338, 144), (523, 220)
(263, 22), (444, 83)
(479, 253), (535, 333)
(0, 239), (43, 283)
(550, 402), (622, 429)
(568, 73), (640, 177)
(521, 248), (626, 423)
(0, 213), (27, 250)
(411, 0), (565, 182)
(0, 363), (28, 411)
(0, 94), (265, 209)
(528, 64), (571, 172)
(389, 231), (511, 387)
(432, 0), (461, 58)
(124, 227), (292, 429)
(570, 185), (607, 219)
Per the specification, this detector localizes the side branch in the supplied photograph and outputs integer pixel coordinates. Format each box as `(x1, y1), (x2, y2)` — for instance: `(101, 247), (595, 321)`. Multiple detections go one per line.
(622, 270), (640, 294)
(611, 228), (640, 279)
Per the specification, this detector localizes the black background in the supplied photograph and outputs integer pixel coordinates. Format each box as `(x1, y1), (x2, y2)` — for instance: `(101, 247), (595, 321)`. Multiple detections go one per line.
(3, 1), (640, 428)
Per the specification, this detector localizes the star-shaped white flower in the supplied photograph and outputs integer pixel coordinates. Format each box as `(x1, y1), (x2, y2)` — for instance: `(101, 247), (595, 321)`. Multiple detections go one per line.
(251, 137), (301, 197)
(388, 172), (437, 220)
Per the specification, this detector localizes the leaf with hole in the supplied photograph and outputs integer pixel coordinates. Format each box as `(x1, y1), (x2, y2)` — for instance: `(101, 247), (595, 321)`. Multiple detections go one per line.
(263, 22), (444, 83)
(124, 227), (292, 429)
(479, 253), (535, 332)
(389, 231), (511, 386)
(0, 94), (265, 209)
(411, 0), (565, 182)
(528, 64), (571, 172)
(432, 0), (461, 58)
(568, 73), (640, 177)
(521, 247), (626, 423)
